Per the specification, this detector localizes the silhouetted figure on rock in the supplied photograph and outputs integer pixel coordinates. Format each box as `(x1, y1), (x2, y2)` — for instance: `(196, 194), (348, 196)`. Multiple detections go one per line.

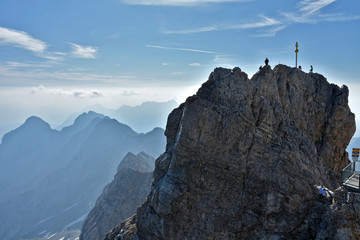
(264, 58), (269, 66)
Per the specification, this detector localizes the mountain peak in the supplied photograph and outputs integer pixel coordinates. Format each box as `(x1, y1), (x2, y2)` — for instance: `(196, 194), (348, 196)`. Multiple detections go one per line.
(73, 111), (105, 126)
(106, 65), (356, 239)
(118, 152), (155, 173)
(1, 116), (55, 149)
(24, 116), (51, 129)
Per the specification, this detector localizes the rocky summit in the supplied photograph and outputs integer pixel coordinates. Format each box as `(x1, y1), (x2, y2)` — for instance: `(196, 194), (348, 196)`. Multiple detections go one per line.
(105, 65), (356, 239)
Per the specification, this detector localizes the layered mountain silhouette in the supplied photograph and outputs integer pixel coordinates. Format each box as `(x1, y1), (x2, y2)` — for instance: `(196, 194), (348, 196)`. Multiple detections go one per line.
(0, 111), (166, 240)
(55, 100), (178, 134)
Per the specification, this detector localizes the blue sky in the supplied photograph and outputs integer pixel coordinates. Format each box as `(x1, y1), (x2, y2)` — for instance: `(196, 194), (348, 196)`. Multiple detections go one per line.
(0, 0), (360, 135)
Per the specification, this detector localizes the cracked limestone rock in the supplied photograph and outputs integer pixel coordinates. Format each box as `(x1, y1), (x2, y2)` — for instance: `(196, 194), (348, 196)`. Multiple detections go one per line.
(105, 65), (356, 240)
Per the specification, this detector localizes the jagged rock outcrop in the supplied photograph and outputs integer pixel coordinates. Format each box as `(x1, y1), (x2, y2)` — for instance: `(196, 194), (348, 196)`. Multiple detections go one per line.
(314, 187), (360, 239)
(105, 65), (356, 239)
(80, 152), (155, 240)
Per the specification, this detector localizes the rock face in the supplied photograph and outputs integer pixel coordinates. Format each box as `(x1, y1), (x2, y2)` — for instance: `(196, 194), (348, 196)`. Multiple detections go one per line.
(105, 65), (356, 239)
(80, 152), (155, 240)
(317, 188), (360, 239)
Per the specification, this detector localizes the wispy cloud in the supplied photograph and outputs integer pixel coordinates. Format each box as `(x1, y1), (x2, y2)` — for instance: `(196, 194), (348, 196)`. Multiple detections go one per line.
(318, 13), (360, 22)
(73, 90), (103, 98)
(0, 62), (151, 87)
(252, 25), (286, 38)
(0, 27), (63, 60)
(226, 16), (282, 30)
(282, 0), (340, 23)
(0, 27), (47, 54)
(213, 54), (234, 65)
(189, 63), (202, 67)
(163, 15), (282, 34)
(121, 90), (139, 96)
(70, 43), (98, 59)
(30, 85), (103, 98)
(163, 26), (217, 34)
(297, 0), (335, 16)
(162, 0), (359, 38)
(4, 61), (53, 69)
(171, 72), (185, 75)
(146, 45), (216, 54)
(121, 0), (250, 6)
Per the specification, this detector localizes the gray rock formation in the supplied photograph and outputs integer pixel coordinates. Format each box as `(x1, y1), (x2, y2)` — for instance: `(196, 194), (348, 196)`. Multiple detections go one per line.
(80, 152), (155, 240)
(105, 65), (356, 239)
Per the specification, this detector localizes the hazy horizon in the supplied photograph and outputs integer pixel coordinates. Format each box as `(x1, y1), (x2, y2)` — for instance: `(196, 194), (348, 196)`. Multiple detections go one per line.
(1, 0), (360, 137)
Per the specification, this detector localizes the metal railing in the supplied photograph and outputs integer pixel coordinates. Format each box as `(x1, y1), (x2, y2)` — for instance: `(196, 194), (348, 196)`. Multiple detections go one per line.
(342, 163), (354, 183)
(342, 161), (360, 192)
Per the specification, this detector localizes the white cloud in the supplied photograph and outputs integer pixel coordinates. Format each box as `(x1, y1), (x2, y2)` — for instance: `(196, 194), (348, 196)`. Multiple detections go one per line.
(121, 90), (139, 96)
(171, 72), (185, 75)
(5, 61), (53, 69)
(163, 15), (281, 34)
(0, 63), (152, 87)
(0, 27), (47, 54)
(70, 43), (98, 59)
(281, 0), (349, 23)
(213, 54), (234, 64)
(189, 63), (202, 67)
(297, 0), (335, 16)
(162, 1), (359, 38)
(30, 85), (103, 98)
(30, 85), (67, 96)
(253, 25), (286, 38)
(146, 45), (216, 54)
(73, 90), (103, 98)
(319, 13), (360, 22)
(227, 16), (281, 30)
(281, 11), (357, 23)
(53, 51), (67, 56)
(163, 26), (217, 34)
(121, 0), (250, 6)
(0, 27), (64, 60)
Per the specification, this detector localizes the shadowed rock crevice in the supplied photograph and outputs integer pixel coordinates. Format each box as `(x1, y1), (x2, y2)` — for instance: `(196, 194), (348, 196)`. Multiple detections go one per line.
(105, 64), (356, 240)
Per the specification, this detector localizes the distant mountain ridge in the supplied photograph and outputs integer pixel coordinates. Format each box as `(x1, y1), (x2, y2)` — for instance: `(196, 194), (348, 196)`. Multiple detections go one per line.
(0, 111), (166, 240)
(0, 100), (177, 143)
(111, 100), (178, 133)
(55, 100), (178, 134)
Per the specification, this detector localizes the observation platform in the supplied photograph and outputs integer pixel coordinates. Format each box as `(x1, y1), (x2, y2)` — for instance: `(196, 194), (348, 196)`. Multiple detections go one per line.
(342, 161), (360, 192)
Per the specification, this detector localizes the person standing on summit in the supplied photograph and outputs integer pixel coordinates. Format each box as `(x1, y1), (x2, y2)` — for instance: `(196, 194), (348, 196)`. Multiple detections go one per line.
(265, 58), (269, 66)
